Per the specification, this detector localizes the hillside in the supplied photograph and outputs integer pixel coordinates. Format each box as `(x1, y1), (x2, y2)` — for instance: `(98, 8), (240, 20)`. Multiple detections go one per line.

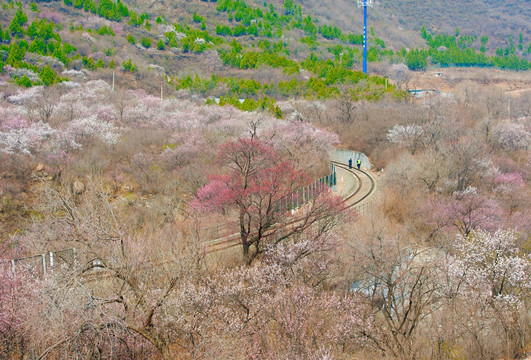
(126, 0), (531, 50)
(380, 0), (531, 41)
(304, 0), (531, 50)
(128, 0), (531, 55)
(1, 0), (530, 104)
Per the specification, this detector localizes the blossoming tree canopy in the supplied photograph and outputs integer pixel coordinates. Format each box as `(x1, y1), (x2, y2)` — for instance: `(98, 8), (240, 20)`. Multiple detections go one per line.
(193, 137), (345, 264)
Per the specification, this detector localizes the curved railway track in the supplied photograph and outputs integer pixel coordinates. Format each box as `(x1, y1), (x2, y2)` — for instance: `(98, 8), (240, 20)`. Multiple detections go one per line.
(204, 161), (376, 254)
(331, 161), (376, 209)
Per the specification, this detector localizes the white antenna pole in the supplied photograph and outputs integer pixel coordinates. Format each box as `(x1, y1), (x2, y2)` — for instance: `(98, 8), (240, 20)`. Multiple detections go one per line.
(161, 80), (163, 101)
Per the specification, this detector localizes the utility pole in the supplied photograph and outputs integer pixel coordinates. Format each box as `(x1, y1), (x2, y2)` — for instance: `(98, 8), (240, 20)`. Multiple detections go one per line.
(357, 0), (373, 75)
(112, 71), (115, 91)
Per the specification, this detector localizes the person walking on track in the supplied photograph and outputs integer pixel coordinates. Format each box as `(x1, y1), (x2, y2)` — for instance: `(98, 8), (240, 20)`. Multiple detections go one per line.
(348, 158), (353, 169)
(357, 158), (361, 170)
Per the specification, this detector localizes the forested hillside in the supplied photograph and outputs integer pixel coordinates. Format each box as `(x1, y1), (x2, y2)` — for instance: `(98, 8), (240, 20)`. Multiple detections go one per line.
(0, 0), (529, 100)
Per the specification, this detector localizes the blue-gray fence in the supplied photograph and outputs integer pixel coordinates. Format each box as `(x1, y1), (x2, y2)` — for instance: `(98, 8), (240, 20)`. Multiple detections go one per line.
(284, 163), (337, 211)
(10, 248), (76, 276)
(203, 164), (338, 239)
(331, 149), (373, 169)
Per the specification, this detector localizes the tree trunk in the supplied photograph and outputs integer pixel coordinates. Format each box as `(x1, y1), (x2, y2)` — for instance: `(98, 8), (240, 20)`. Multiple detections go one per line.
(242, 241), (250, 259)
(240, 205), (252, 262)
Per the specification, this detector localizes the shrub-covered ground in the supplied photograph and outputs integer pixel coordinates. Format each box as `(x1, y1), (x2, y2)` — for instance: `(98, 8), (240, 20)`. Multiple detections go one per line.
(0, 73), (529, 359)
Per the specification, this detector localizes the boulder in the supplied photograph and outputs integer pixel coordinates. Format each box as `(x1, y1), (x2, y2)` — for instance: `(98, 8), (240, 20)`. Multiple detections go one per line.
(73, 180), (85, 194)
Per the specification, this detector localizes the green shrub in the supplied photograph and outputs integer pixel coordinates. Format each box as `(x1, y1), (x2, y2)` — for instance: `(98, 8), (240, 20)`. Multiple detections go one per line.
(193, 12), (204, 23)
(216, 24), (232, 36)
(141, 36), (152, 48)
(121, 58), (138, 72)
(15, 75), (33, 87)
(9, 8), (28, 37)
(346, 33), (363, 45)
(233, 24), (246, 36)
(97, 25), (115, 36)
(82, 56), (96, 70)
(39, 65), (56, 86)
(30, 2), (39, 13)
(406, 49), (427, 71)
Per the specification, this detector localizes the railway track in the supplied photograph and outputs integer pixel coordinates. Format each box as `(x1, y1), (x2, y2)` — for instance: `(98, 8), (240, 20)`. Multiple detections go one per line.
(203, 161), (376, 254)
(332, 161), (376, 209)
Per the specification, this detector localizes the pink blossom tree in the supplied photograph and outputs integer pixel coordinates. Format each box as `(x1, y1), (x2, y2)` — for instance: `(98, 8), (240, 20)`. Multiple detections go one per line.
(426, 187), (504, 238)
(0, 105), (27, 130)
(493, 171), (527, 216)
(0, 261), (39, 359)
(194, 137), (344, 264)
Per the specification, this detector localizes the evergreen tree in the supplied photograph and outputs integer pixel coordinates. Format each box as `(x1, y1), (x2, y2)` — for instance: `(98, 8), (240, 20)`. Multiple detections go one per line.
(406, 49), (427, 71)
(9, 8), (28, 37)
(141, 37), (152, 48)
(283, 0), (294, 15)
(39, 65), (56, 86)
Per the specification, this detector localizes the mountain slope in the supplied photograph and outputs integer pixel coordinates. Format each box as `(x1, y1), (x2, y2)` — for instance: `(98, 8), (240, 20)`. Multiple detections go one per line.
(0, 0), (529, 100)
(291, 0), (531, 51)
